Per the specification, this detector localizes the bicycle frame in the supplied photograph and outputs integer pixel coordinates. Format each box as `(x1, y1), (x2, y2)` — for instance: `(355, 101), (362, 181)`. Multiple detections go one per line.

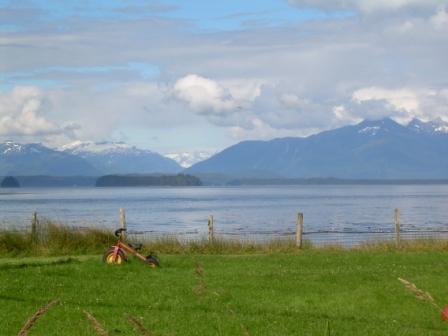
(112, 240), (147, 263)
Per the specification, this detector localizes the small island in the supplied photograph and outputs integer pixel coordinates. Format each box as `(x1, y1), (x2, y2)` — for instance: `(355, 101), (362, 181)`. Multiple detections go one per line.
(1, 176), (20, 188)
(95, 174), (202, 187)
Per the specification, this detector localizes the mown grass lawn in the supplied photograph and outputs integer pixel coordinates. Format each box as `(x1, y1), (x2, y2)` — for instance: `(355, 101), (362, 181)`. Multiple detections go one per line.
(0, 251), (447, 335)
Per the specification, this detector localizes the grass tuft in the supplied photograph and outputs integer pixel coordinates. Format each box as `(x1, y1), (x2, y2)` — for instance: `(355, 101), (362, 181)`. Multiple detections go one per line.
(17, 299), (59, 336)
(192, 256), (207, 296)
(127, 315), (152, 336)
(398, 277), (441, 309)
(84, 311), (109, 336)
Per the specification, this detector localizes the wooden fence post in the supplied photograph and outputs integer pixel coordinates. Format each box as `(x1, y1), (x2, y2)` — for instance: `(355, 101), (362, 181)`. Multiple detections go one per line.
(120, 208), (127, 240)
(31, 211), (38, 242)
(208, 215), (214, 243)
(296, 212), (304, 248)
(394, 208), (400, 248)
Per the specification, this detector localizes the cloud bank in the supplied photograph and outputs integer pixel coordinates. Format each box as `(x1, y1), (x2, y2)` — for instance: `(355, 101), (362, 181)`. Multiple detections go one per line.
(0, 0), (447, 151)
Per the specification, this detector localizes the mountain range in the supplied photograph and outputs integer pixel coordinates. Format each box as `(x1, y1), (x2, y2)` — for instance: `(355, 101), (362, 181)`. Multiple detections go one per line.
(0, 141), (181, 176)
(1, 118), (447, 179)
(61, 141), (181, 175)
(186, 118), (448, 179)
(0, 142), (99, 176)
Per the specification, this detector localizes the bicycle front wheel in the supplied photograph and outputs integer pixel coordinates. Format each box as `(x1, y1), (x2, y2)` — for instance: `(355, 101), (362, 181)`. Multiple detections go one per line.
(103, 247), (126, 265)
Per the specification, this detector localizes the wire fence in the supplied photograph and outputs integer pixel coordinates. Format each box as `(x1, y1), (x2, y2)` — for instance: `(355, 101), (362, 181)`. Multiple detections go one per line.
(125, 208), (448, 248)
(126, 229), (448, 247)
(3, 208), (448, 248)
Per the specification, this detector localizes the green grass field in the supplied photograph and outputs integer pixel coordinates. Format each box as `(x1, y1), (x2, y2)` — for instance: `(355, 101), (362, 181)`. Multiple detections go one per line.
(1, 250), (448, 335)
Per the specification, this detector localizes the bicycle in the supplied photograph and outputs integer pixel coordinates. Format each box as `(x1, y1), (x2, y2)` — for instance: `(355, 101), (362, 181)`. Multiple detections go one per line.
(103, 228), (160, 267)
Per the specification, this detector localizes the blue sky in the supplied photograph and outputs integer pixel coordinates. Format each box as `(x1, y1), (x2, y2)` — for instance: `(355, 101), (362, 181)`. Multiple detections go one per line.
(0, 0), (353, 32)
(161, 0), (353, 30)
(0, 0), (352, 92)
(0, 0), (447, 160)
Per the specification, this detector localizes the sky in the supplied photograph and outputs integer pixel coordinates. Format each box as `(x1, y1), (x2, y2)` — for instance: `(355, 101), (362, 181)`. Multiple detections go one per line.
(0, 0), (447, 157)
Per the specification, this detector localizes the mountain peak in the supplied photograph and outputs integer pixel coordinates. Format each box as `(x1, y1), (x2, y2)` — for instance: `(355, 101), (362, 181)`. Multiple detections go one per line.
(407, 118), (448, 135)
(1, 141), (23, 154)
(0, 141), (98, 176)
(1, 140), (181, 175)
(356, 118), (401, 136)
(61, 141), (144, 154)
(188, 117), (448, 179)
(60, 140), (181, 174)
(0, 141), (49, 155)
(358, 118), (399, 127)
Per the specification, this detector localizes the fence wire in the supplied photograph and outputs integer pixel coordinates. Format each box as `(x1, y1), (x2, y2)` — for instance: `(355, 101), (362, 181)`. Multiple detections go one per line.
(3, 214), (448, 248)
(127, 227), (448, 247)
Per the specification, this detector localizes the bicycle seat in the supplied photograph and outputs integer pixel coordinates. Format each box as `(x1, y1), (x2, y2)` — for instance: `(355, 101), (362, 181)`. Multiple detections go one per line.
(128, 243), (142, 250)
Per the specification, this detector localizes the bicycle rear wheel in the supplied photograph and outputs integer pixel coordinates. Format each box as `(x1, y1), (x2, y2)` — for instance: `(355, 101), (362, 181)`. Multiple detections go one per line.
(145, 254), (160, 268)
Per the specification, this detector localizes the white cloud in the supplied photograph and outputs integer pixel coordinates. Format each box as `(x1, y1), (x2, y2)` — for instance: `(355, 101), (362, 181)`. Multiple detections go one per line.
(172, 74), (269, 130)
(351, 87), (448, 123)
(333, 105), (362, 124)
(431, 8), (448, 28)
(173, 74), (237, 114)
(352, 87), (421, 114)
(229, 118), (318, 140)
(0, 86), (64, 137)
(288, 0), (448, 13)
(280, 94), (309, 109)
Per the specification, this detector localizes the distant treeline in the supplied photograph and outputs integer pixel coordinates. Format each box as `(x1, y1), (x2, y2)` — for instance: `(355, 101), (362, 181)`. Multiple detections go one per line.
(2, 175), (448, 188)
(1, 176), (20, 188)
(227, 178), (448, 186)
(0, 176), (97, 187)
(96, 174), (202, 187)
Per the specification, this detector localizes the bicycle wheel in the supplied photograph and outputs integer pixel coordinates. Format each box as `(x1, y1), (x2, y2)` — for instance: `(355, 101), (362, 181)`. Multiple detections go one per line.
(103, 247), (126, 265)
(145, 254), (160, 268)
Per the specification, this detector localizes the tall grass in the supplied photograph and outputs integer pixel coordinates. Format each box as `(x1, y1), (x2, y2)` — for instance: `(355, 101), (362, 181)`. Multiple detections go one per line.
(1, 221), (448, 257)
(0, 221), (312, 256)
(140, 236), (308, 255)
(0, 221), (114, 257)
(357, 239), (448, 252)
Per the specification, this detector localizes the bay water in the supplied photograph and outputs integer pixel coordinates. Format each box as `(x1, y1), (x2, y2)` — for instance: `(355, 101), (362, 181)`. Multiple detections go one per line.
(1, 185), (447, 243)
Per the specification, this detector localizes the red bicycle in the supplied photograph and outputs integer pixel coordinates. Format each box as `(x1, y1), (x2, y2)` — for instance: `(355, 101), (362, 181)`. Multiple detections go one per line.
(103, 228), (160, 267)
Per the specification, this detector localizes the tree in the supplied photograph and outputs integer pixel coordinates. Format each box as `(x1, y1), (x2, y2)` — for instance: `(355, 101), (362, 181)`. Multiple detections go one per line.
(1, 176), (20, 188)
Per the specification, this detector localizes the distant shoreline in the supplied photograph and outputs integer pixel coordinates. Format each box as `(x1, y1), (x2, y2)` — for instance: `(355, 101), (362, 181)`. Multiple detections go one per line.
(95, 174), (202, 187)
(226, 178), (448, 186)
(1, 175), (448, 187)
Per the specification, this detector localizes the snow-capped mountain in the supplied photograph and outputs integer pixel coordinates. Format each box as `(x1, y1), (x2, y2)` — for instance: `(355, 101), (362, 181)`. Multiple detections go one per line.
(60, 140), (133, 154)
(1, 141), (26, 155)
(165, 151), (214, 168)
(62, 141), (182, 175)
(407, 118), (448, 135)
(187, 118), (448, 179)
(0, 140), (182, 176)
(0, 141), (99, 176)
(2, 117), (447, 178)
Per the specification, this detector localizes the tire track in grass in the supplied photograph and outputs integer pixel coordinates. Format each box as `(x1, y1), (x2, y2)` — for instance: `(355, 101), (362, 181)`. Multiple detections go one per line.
(191, 256), (251, 336)
(17, 299), (59, 336)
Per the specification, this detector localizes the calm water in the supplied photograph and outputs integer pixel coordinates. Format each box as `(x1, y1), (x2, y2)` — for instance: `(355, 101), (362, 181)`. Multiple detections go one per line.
(0, 186), (447, 240)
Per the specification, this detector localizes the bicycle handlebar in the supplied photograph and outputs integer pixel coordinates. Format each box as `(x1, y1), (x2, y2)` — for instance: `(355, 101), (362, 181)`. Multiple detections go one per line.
(114, 228), (127, 237)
